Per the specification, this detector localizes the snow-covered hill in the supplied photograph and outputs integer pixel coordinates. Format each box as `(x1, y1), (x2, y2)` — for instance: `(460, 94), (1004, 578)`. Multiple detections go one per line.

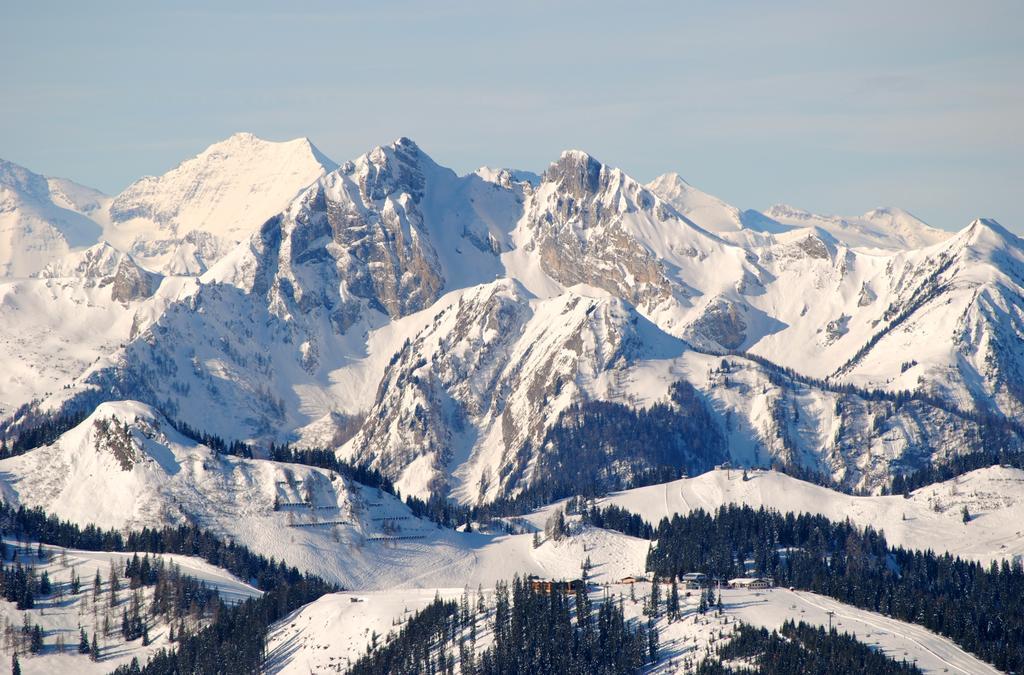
(599, 467), (1024, 564)
(265, 582), (1000, 675)
(0, 400), (650, 590)
(2, 538), (260, 675)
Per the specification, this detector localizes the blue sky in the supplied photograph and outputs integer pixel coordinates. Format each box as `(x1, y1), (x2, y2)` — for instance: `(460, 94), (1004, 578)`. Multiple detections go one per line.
(1, 1), (1021, 231)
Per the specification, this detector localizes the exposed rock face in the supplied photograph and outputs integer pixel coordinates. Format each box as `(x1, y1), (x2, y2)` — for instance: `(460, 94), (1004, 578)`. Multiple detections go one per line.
(327, 140), (444, 319)
(691, 298), (748, 350)
(93, 416), (141, 471)
(517, 151), (692, 318)
(825, 314), (851, 344)
(104, 257), (160, 302)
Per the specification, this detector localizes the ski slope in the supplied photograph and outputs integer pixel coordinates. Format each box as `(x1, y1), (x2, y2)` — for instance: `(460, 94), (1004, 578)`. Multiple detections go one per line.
(265, 589), (476, 673)
(728, 587), (1001, 675)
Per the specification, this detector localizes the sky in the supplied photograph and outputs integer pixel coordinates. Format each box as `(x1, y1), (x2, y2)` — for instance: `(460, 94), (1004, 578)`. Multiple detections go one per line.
(1, 1), (1021, 232)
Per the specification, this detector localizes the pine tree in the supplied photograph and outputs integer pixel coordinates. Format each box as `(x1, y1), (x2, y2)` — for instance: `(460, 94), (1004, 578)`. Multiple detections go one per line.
(11, 654), (20, 675)
(108, 567), (120, 606)
(646, 575), (661, 617)
(668, 577), (680, 621)
(29, 624), (43, 653)
(962, 505), (971, 523)
(648, 623), (659, 662)
(79, 627), (90, 654)
(90, 633), (99, 661)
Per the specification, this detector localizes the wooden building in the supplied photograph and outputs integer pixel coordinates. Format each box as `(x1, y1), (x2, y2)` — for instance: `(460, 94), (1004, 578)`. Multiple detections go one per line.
(530, 578), (584, 594)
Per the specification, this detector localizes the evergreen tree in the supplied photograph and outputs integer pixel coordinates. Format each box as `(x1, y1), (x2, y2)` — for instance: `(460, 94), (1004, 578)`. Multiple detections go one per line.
(646, 574), (661, 617)
(29, 624), (43, 654)
(11, 654), (20, 675)
(79, 627), (90, 654)
(90, 633), (99, 661)
(668, 577), (680, 622)
(109, 566), (120, 606)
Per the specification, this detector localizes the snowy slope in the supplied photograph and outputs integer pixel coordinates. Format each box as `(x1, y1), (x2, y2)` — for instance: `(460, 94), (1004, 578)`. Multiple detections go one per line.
(647, 172), (788, 237)
(728, 587), (1000, 675)
(345, 279), (687, 501)
(265, 589), (475, 673)
(265, 582), (997, 675)
(600, 467), (1024, 564)
(1, 538), (260, 675)
(0, 159), (104, 277)
(0, 259), (188, 416)
(0, 400), (450, 587)
(45, 176), (111, 220)
(764, 204), (953, 252)
(0, 400), (650, 591)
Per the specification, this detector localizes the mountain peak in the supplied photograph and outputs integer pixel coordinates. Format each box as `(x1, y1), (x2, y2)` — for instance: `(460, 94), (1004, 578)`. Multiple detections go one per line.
(544, 149), (611, 196)
(0, 157), (49, 200)
(648, 172), (689, 190)
(958, 217), (1017, 248)
(198, 132), (336, 169)
(106, 132), (337, 274)
(338, 137), (443, 204)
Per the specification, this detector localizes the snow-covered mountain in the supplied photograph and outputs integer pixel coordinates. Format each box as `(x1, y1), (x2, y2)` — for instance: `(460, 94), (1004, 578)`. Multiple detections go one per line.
(105, 132), (338, 274)
(0, 159), (104, 277)
(0, 133), (337, 279)
(345, 279), (687, 501)
(3, 136), (1023, 502)
(763, 203), (953, 251)
(646, 172), (788, 237)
